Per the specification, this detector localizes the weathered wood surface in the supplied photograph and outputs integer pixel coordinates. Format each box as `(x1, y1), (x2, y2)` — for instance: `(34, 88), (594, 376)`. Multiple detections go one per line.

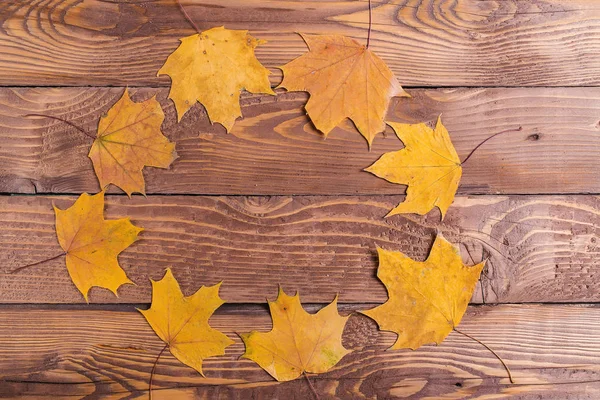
(1, 1), (598, 400)
(2, 194), (599, 304)
(2, 87), (599, 195)
(1, 0), (600, 87)
(1, 304), (599, 399)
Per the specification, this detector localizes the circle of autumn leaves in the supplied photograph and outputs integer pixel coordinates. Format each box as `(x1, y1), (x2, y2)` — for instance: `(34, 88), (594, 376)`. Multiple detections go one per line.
(37, 26), (483, 383)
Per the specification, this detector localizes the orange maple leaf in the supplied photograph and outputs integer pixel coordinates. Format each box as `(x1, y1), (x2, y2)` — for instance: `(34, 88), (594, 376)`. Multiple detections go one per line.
(240, 287), (350, 381)
(362, 234), (484, 350)
(138, 268), (234, 376)
(54, 191), (142, 302)
(88, 89), (177, 196)
(280, 33), (409, 148)
(158, 26), (275, 131)
(365, 117), (461, 220)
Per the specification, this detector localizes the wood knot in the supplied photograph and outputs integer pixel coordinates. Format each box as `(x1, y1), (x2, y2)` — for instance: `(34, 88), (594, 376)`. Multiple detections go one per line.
(229, 196), (293, 216)
(65, 0), (148, 36)
(526, 133), (541, 141)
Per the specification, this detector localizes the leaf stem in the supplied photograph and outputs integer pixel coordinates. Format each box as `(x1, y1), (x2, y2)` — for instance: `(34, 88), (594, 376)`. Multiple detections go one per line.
(23, 113), (96, 140)
(366, 0), (372, 48)
(461, 126), (522, 165)
(304, 371), (320, 400)
(176, 0), (201, 34)
(453, 327), (514, 383)
(9, 252), (66, 274)
(149, 344), (169, 400)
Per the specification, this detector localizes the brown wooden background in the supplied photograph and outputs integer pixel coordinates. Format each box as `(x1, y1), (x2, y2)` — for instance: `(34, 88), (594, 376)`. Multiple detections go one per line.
(1, 0), (600, 398)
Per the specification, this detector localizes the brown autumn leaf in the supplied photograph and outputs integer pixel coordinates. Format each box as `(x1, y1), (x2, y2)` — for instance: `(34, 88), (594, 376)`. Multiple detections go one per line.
(158, 26), (275, 131)
(361, 234), (484, 350)
(365, 117), (461, 220)
(138, 268), (234, 376)
(54, 191), (142, 302)
(279, 33), (409, 148)
(239, 287), (350, 382)
(88, 89), (177, 196)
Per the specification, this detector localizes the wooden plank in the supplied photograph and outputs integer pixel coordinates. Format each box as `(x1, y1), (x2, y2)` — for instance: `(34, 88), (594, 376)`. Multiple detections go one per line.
(1, 87), (599, 195)
(1, 304), (599, 399)
(2, 194), (600, 304)
(1, 0), (600, 87)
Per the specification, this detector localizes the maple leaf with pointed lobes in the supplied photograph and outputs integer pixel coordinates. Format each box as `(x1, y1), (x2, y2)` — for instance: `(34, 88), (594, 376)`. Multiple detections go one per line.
(138, 268), (234, 376)
(279, 33), (409, 148)
(365, 117), (461, 220)
(54, 191), (142, 302)
(361, 234), (484, 350)
(240, 287), (350, 382)
(158, 26), (275, 131)
(89, 89), (177, 196)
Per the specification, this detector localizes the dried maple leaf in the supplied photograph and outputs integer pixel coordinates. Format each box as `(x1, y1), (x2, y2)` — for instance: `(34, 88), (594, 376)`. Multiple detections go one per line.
(240, 287), (350, 382)
(365, 117), (461, 219)
(279, 33), (409, 148)
(54, 191), (142, 302)
(158, 26), (275, 131)
(88, 89), (177, 196)
(138, 268), (234, 376)
(362, 234), (484, 350)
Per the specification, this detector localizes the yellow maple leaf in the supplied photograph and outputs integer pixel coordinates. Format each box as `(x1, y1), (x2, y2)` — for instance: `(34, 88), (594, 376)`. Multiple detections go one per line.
(138, 268), (234, 376)
(365, 117), (461, 219)
(158, 26), (275, 131)
(88, 89), (177, 196)
(279, 33), (409, 148)
(240, 287), (350, 382)
(362, 234), (484, 350)
(54, 191), (142, 302)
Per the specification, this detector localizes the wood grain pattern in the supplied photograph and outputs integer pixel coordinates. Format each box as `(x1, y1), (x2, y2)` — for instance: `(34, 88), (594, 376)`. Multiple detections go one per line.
(1, 0), (600, 87)
(1, 304), (599, 399)
(1, 87), (599, 195)
(2, 194), (600, 304)
(2, 1), (599, 398)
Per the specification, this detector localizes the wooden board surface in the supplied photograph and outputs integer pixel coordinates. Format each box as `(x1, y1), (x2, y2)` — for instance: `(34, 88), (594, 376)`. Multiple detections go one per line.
(2, 87), (599, 195)
(1, 304), (599, 399)
(1, 0), (600, 87)
(2, 194), (599, 304)
(2, 1), (599, 398)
